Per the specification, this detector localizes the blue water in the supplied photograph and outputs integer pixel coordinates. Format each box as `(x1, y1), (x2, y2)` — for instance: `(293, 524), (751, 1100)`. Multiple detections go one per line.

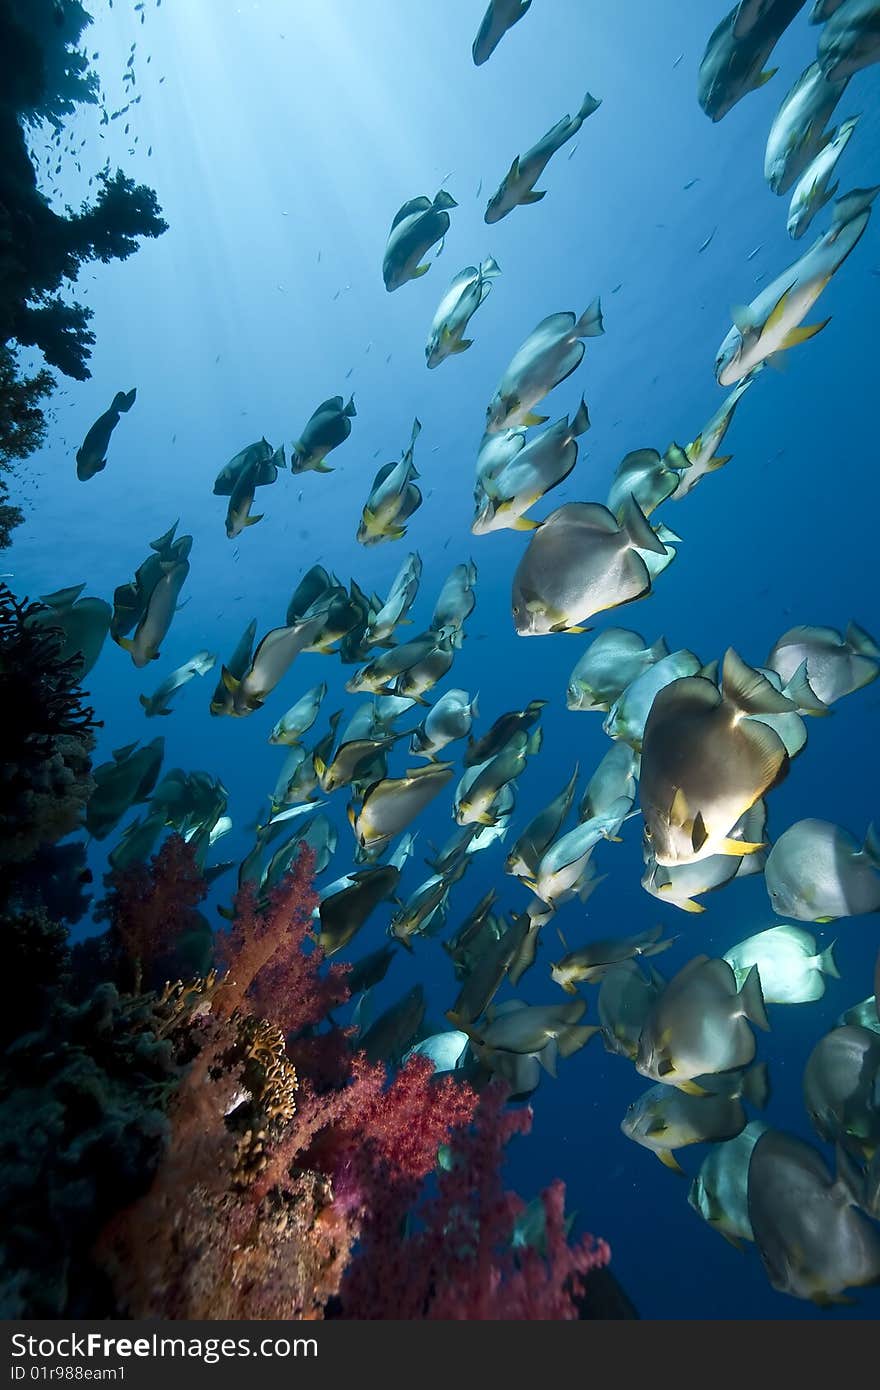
(12, 0), (880, 1318)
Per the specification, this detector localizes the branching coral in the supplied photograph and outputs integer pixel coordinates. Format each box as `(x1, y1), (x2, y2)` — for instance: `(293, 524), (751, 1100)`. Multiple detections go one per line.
(96, 848), (612, 1322)
(0, 583), (98, 879)
(340, 1083), (611, 1320)
(95, 834), (210, 992)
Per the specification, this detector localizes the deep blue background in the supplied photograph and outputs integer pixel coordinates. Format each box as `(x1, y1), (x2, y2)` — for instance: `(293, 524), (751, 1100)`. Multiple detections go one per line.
(10, 0), (880, 1318)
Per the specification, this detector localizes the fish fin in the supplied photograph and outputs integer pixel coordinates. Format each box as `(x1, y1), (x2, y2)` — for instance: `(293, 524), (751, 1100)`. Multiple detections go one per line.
(739, 963), (770, 1032)
(346, 804), (357, 830)
(412, 264), (431, 279)
(819, 940), (840, 979)
(675, 897), (706, 915)
(656, 1149), (686, 1175)
(521, 189), (547, 204)
(751, 66), (777, 90)
(815, 915), (836, 924)
(678, 1079), (709, 1097)
(742, 1060), (770, 1110)
(221, 666), (240, 693)
(723, 648), (796, 715)
(708, 454), (732, 472)
(522, 411), (549, 426)
(691, 812), (708, 854)
(114, 635), (135, 653)
(845, 621), (880, 660)
(313, 461), (334, 473)
(575, 298), (604, 338)
(720, 835), (767, 857)
(669, 786), (689, 826)
(244, 514), (263, 526)
(862, 822), (880, 870)
(780, 317), (831, 350)
(558, 1024), (600, 1057)
(621, 494), (666, 555)
(451, 338), (473, 354)
(731, 304), (754, 333)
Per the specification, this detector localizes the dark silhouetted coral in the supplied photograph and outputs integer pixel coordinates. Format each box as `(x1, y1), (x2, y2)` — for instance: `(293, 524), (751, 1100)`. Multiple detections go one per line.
(0, 0), (168, 545)
(0, 584), (98, 883)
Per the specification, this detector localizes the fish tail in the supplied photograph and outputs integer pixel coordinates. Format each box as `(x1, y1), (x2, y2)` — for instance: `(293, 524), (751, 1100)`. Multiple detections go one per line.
(577, 91), (602, 123)
(575, 297), (604, 338)
(113, 388), (137, 412)
(738, 963), (770, 1032)
(862, 822), (880, 870)
(818, 940), (840, 980)
(742, 1060), (770, 1110)
(845, 621), (880, 660)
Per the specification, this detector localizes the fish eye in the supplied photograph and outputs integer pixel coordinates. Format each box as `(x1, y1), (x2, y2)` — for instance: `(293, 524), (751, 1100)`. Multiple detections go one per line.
(644, 826), (653, 841)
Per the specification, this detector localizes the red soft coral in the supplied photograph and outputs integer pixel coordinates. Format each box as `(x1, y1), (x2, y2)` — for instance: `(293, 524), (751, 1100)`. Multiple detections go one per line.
(95, 833), (206, 987)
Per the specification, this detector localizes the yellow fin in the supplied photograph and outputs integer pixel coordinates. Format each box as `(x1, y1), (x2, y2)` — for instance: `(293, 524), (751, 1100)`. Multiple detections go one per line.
(114, 635), (135, 654)
(522, 412), (549, 426)
(657, 1149), (686, 1175)
(718, 837), (766, 857)
(670, 787), (689, 825)
(779, 317), (831, 349)
(511, 517), (540, 531)
(678, 1079), (709, 1096)
(412, 264), (430, 279)
(677, 896), (707, 914)
(762, 285), (797, 336)
(244, 514), (263, 526)
(221, 666), (240, 693)
(753, 66), (777, 89)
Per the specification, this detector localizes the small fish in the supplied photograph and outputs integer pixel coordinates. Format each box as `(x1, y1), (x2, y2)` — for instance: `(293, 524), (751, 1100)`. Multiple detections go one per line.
(640, 648), (795, 865)
(698, 227), (717, 253)
(567, 628), (669, 713)
(349, 763), (454, 857)
(76, 388), (136, 480)
(697, 0), (805, 123)
(622, 1065), (769, 1174)
(268, 682), (327, 745)
(383, 191), (457, 292)
(717, 187), (878, 384)
(472, 0), (533, 65)
(787, 116), (859, 238)
(291, 395), (356, 474)
(485, 92), (601, 223)
(764, 818), (880, 921)
(357, 418), (423, 544)
(689, 1122), (768, 1248)
(528, 799), (631, 909)
(747, 1129), (880, 1304)
(410, 688), (479, 760)
(431, 559), (477, 636)
(426, 258), (500, 368)
(316, 865), (400, 956)
(764, 60), (850, 195)
(803, 1025), (880, 1158)
(767, 620), (879, 703)
(505, 766), (579, 879)
(724, 924), (839, 1003)
(31, 583), (111, 677)
(139, 650), (216, 717)
(511, 496), (668, 636)
(551, 925), (676, 991)
(669, 377), (753, 499)
(486, 304), (604, 433)
(474, 400), (589, 535)
(818, 0), (880, 81)
(636, 955), (770, 1089)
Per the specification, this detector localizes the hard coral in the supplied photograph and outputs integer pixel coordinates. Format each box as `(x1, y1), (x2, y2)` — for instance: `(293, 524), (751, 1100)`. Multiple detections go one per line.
(0, 584), (98, 877)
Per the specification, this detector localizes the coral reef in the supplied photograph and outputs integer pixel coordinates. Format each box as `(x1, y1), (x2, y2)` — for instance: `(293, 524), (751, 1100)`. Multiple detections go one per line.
(0, 0), (168, 545)
(339, 1083), (610, 1319)
(94, 834), (211, 992)
(96, 847), (611, 1321)
(0, 923), (201, 1317)
(0, 583), (98, 883)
